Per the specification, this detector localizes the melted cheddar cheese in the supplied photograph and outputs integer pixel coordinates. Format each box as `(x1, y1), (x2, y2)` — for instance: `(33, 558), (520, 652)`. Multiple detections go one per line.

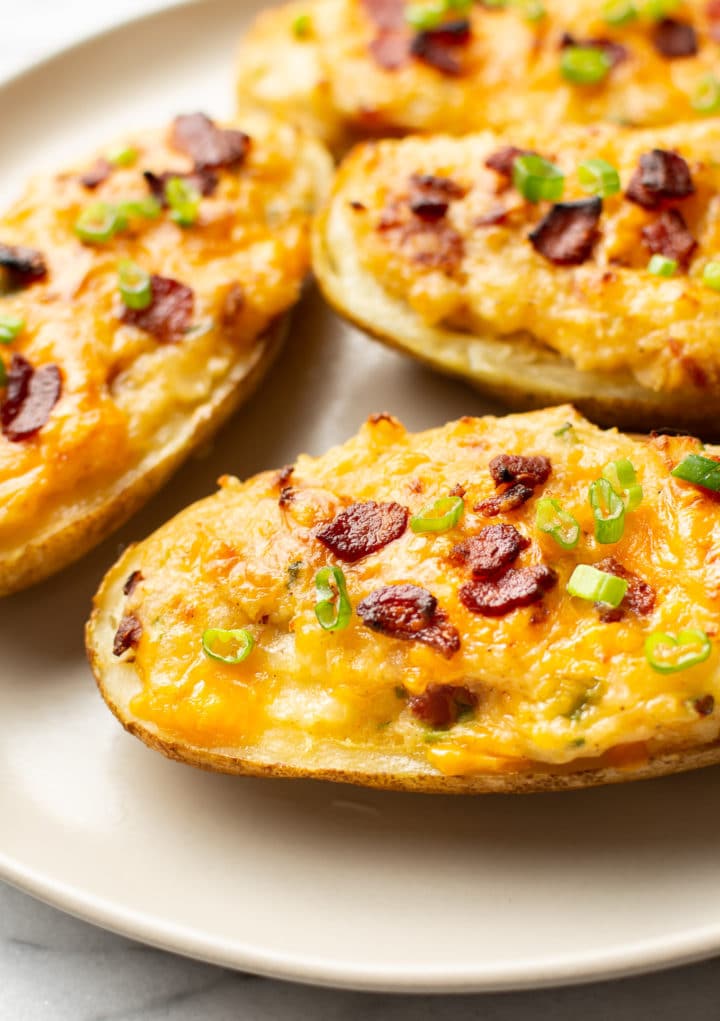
(0, 113), (329, 565)
(117, 406), (720, 775)
(329, 121), (720, 393)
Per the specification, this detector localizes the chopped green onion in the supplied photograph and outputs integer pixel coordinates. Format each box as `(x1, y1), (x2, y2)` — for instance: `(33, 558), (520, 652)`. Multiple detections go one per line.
(560, 46), (611, 86)
(314, 566), (352, 631)
(517, 0), (545, 20)
(410, 496), (464, 534)
(671, 453), (720, 492)
(0, 314), (25, 344)
(74, 202), (126, 244)
(644, 0), (680, 18)
(554, 421), (577, 442)
(702, 261), (720, 292)
(567, 564), (628, 608)
(405, 0), (446, 28)
(535, 497), (581, 550)
(118, 260), (153, 311)
(165, 176), (201, 227)
(201, 627), (255, 664)
(512, 154), (564, 203)
(291, 12), (313, 36)
(588, 478), (626, 544)
(602, 458), (643, 512)
(603, 0), (637, 24)
(648, 254), (677, 277)
(118, 196), (162, 220)
(644, 629), (711, 675)
(691, 75), (720, 114)
(0, 359), (6, 387)
(577, 158), (620, 197)
(107, 145), (138, 167)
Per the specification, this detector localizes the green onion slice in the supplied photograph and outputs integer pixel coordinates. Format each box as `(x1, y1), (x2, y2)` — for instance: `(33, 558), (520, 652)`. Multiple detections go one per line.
(512, 154), (564, 203)
(644, 0), (680, 18)
(314, 566), (352, 631)
(118, 260), (153, 311)
(644, 629), (712, 675)
(74, 202), (126, 244)
(166, 176), (201, 227)
(405, 0), (446, 28)
(671, 453), (720, 492)
(201, 627), (255, 664)
(535, 497), (581, 550)
(291, 12), (313, 36)
(567, 564), (628, 608)
(577, 158), (620, 197)
(410, 496), (465, 534)
(588, 478), (626, 544)
(517, 0), (545, 20)
(560, 46), (611, 86)
(602, 0), (637, 24)
(648, 253), (677, 277)
(107, 145), (139, 167)
(702, 261), (720, 292)
(118, 196), (162, 220)
(692, 75), (720, 114)
(602, 458), (643, 512)
(554, 421), (577, 442)
(0, 314), (25, 344)
(0, 359), (6, 387)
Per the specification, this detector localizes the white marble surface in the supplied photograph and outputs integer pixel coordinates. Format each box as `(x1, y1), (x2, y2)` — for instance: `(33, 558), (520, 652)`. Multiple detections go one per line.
(4, 2), (720, 1017)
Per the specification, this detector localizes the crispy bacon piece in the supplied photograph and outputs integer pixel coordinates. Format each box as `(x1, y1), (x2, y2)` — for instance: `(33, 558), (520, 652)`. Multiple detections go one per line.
(379, 213), (465, 273)
(559, 33), (628, 67)
(122, 570), (144, 597)
(121, 274), (194, 343)
(357, 583), (460, 657)
(80, 157), (113, 190)
(625, 149), (694, 210)
(362, 0), (405, 29)
(485, 146), (534, 179)
(642, 209), (697, 269)
(449, 524), (529, 579)
(112, 614), (142, 657)
(1, 353), (62, 442)
(409, 683), (478, 727)
(475, 483), (532, 517)
(652, 18), (698, 57)
(144, 168), (218, 205)
(410, 20), (470, 75)
(170, 113), (250, 171)
(459, 565), (557, 617)
(694, 694), (715, 716)
(489, 454), (552, 487)
(528, 198), (602, 266)
(274, 464), (294, 489)
(708, 0), (720, 41)
(315, 500), (408, 562)
(369, 30), (409, 68)
(0, 243), (47, 288)
(593, 557), (656, 623)
(408, 173), (465, 221)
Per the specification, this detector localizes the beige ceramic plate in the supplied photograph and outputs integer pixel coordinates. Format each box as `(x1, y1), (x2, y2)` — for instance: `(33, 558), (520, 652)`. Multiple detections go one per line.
(4, 0), (720, 993)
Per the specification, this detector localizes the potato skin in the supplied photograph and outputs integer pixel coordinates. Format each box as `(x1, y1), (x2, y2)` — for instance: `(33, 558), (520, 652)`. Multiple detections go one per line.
(86, 407), (720, 793)
(313, 126), (720, 436)
(0, 115), (332, 596)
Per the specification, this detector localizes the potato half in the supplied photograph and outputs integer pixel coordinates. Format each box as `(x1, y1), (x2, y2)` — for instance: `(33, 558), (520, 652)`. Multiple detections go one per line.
(236, 0), (720, 154)
(87, 406), (720, 793)
(314, 123), (720, 435)
(0, 112), (332, 596)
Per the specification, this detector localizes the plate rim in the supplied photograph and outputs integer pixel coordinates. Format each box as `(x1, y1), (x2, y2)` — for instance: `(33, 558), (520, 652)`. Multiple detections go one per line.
(2, 0), (720, 994)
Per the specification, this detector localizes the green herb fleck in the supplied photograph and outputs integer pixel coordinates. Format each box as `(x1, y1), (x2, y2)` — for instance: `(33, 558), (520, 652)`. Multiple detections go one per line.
(286, 559), (304, 589)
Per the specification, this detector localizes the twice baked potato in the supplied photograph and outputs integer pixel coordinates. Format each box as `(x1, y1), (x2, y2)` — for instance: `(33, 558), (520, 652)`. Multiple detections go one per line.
(87, 406), (720, 793)
(236, 0), (720, 153)
(0, 111), (332, 596)
(314, 121), (720, 434)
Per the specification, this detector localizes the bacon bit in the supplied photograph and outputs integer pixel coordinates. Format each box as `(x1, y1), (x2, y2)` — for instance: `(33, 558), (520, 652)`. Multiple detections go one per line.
(121, 274), (194, 343)
(593, 557), (656, 623)
(274, 464), (295, 489)
(410, 20), (471, 75)
(362, 0), (405, 30)
(489, 454), (552, 487)
(0, 243), (48, 288)
(475, 482), (533, 517)
(459, 565), (557, 617)
(370, 30), (409, 69)
(694, 694), (715, 716)
(1, 354), (62, 442)
(170, 113), (250, 171)
(485, 146), (533, 179)
(123, 570), (144, 597)
(625, 150), (694, 210)
(144, 168), (218, 204)
(349, 200), (367, 211)
(652, 18), (698, 57)
(80, 157), (113, 190)
(278, 485), (295, 508)
(368, 412), (399, 425)
(408, 173), (465, 221)
(409, 683), (478, 727)
(379, 214), (465, 273)
(450, 524), (530, 579)
(316, 500), (408, 562)
(357, 583), (460, 658)
(449, 482), (466, 497)
(642, 209), (697, 269)
(707, 0), (720, 41)
(559, 33), (628, 67)
(112, 613), (142, 657)
(529, 198), (602, 266)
